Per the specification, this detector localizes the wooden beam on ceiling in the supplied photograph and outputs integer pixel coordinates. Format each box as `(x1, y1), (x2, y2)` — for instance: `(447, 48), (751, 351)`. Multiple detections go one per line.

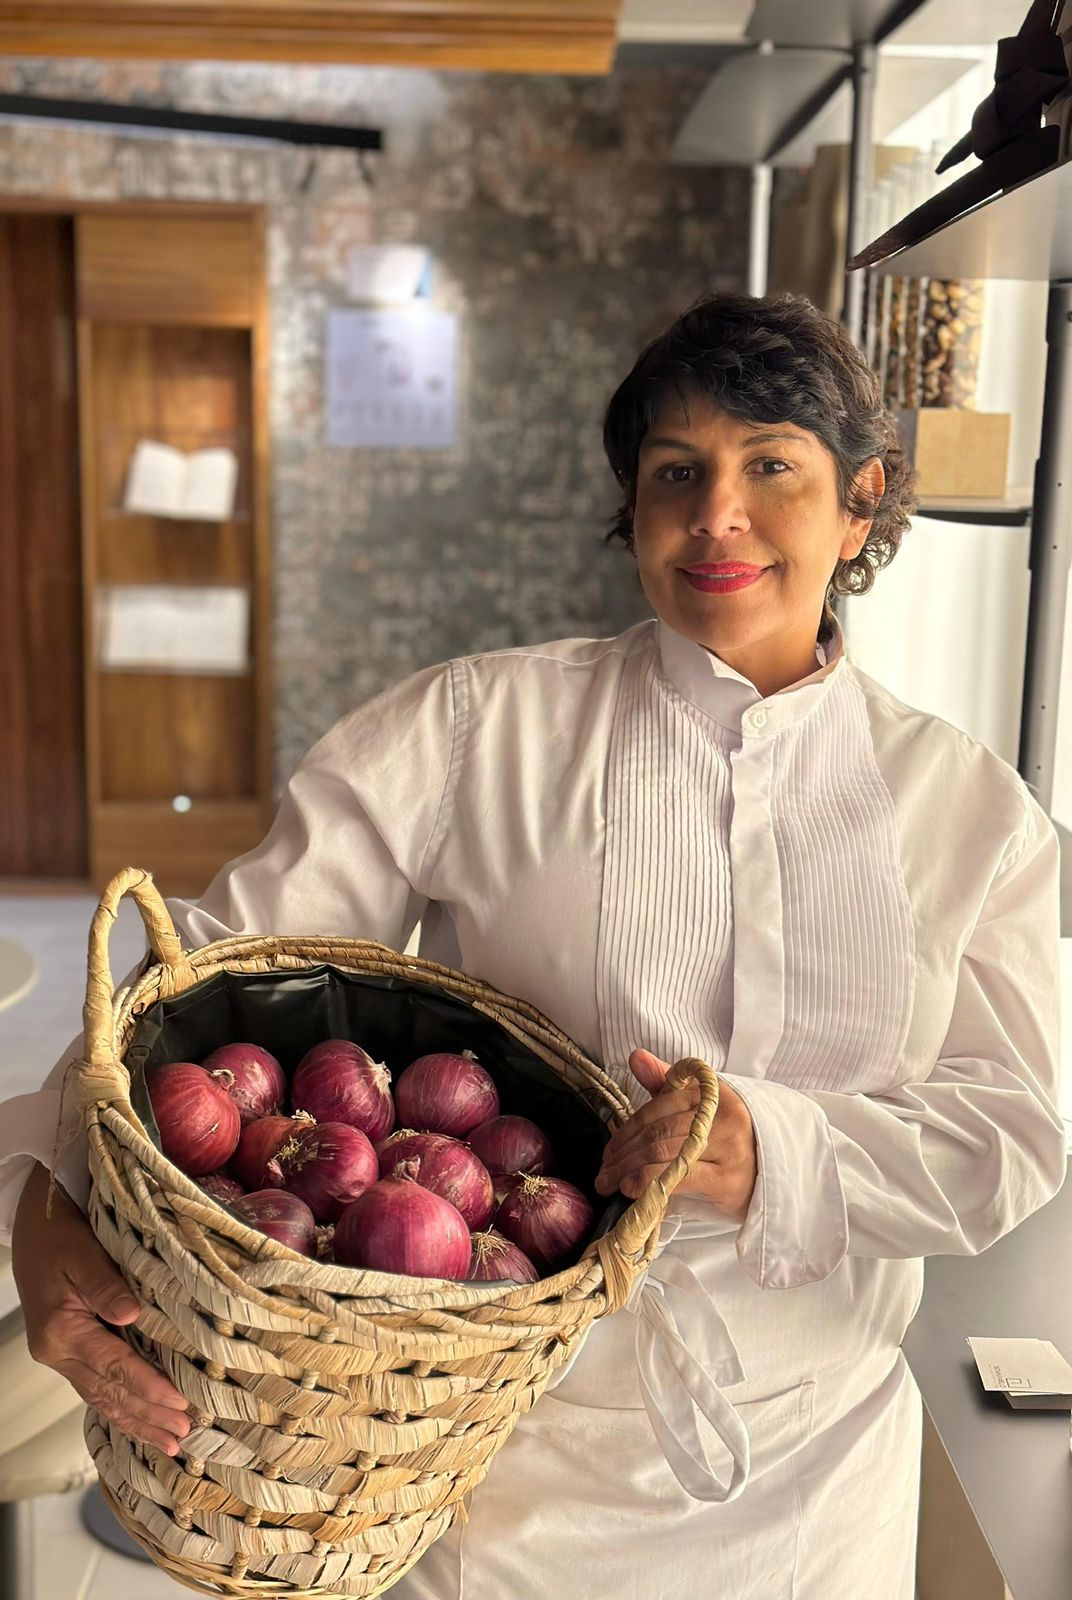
(0, 0), (624, 73)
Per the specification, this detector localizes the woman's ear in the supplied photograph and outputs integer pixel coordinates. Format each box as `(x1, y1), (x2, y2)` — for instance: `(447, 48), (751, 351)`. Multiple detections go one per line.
(841, 457), (886, 560)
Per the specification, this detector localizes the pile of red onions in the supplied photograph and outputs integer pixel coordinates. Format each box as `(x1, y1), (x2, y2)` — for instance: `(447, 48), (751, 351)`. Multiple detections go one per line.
(148, 1034), (604, 1278)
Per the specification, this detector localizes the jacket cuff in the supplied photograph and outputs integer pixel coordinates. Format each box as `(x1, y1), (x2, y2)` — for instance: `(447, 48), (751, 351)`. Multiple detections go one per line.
(719, 1074), (849, 1289)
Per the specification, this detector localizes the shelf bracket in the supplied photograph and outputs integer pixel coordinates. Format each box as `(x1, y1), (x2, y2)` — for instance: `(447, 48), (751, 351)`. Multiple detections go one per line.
(1019, 278), (1072, 811)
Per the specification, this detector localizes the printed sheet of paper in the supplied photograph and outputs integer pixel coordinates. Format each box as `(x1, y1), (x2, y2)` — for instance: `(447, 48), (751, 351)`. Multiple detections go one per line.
(326, 308), (457, 449)
(97, 585), (251, 674)
(967, 1337), (1072, 1409)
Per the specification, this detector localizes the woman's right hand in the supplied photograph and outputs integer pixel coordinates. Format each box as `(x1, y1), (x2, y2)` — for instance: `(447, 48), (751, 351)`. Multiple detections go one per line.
(11, 1160), (192, 1455)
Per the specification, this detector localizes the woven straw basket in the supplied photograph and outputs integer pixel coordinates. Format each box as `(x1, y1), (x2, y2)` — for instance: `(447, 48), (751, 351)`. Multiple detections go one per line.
(56, 867), (719, 1599)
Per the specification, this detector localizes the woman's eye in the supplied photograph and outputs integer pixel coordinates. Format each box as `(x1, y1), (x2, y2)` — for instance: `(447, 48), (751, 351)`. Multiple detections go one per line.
(657, 464), (695, 483)
(751, 457), (791, 476)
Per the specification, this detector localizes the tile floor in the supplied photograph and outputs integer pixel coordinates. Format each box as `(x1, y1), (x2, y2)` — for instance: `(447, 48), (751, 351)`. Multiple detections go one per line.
(24, 1489), (178, 1600)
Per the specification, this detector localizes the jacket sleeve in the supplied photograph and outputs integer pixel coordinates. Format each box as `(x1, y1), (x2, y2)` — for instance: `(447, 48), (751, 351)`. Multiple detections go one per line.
(0, 660), (459, 1244)
(722, 783), (1067, 1290)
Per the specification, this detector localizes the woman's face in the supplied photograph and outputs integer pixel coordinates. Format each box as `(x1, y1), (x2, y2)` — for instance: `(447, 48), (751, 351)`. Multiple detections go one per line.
(631, 389), (884, 698)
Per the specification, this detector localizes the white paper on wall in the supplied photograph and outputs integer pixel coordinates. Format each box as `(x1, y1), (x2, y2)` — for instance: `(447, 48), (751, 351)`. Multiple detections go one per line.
(97, 585), (251, 674)
(325, 308), (457, 449)
(123, 440), (239, 521)
(345, 245), (431, 304)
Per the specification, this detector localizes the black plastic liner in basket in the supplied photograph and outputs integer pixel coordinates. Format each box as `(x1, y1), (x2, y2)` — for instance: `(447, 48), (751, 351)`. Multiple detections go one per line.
(123, 962), (630, 1271)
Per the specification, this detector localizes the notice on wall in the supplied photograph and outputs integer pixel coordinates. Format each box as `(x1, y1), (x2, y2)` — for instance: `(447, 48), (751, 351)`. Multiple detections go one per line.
(325, 308), (457, 449)
(97, 585), (251, 674)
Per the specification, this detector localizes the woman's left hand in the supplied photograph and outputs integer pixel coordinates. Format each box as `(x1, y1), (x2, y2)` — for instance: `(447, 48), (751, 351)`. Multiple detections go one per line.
(594, 1049), (758, 1223)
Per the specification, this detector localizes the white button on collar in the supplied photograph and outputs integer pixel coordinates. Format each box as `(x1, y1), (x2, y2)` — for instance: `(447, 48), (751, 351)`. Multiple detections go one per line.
(749, 708), (768, 731)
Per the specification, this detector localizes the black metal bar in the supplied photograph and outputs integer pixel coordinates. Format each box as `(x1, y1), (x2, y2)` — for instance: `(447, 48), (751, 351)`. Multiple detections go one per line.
(1018, 278), (1072, 810)
(844, 41), (877, 343)
(0, 93), (382, 151)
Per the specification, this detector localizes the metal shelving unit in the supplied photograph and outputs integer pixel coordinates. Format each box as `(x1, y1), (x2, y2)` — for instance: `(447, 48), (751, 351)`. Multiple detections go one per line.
(855, 157), (1072, 818)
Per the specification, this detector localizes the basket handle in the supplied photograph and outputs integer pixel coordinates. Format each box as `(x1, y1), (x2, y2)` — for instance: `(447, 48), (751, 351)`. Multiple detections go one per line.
(601, 1056), (720, 1274)
(81, 867), (195, 1092)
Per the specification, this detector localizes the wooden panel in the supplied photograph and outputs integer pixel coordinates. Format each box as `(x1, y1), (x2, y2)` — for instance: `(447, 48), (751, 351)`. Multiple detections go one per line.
(97, 517), (252, 585)
(92, 798), (274, 898)
(0, 1), (621, 71)
(77, 215), (255, 324)
(89, 324), (253, 521)
(75, 206), (272, 895)
(0, 213), (87, 878)
(98, 673), (256, 801)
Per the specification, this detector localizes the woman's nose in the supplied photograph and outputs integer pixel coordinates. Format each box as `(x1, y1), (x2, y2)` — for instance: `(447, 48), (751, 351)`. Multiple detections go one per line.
(690, 475), (751, 537)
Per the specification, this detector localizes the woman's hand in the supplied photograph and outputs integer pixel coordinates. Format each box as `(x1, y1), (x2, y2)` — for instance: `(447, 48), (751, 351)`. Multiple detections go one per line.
(594, 1049), (758, 1222)
(11, 1161), (192, 1456)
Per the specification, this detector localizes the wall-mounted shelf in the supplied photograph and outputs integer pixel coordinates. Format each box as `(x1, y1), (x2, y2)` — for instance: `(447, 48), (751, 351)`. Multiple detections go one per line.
(855, 146), (1072, 819)
(870, 157), (1072, 282)
(76, 210), (274, 895)
(915, 488), (1033, 526)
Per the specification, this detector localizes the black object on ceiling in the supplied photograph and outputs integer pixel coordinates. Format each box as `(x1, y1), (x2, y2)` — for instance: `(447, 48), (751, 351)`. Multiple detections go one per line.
(0, 93), (383, 151)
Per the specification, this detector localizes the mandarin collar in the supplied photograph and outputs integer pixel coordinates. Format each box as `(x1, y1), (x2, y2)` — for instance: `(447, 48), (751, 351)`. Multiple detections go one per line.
(655, 614), (847, 736)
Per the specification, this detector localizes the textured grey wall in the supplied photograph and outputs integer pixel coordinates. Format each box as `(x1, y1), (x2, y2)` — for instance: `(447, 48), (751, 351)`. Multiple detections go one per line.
(0, 57), (748, 788)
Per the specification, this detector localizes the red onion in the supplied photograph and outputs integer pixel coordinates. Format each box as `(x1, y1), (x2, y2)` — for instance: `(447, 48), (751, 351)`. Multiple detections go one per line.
(378, 1132), (494, 1230)
(467, 1229), (539, 1284)
(333, 1174), (471, 1278)
(233, 1111), (315, 1190)
(279, 1121), (378, 1223)
(292, 1039), (395, 1142)
(491, 1172), (522, 1209)
(198, 1171), (245, 1204)
(147, 1062), (241, 1177)
(232, 1190), (317, 1256)
(394, 1050), (499, 1138)
(468, 1115), (553, 1178)
(495, 1176), (594, 1269)
(201, 1042), (286, 1127)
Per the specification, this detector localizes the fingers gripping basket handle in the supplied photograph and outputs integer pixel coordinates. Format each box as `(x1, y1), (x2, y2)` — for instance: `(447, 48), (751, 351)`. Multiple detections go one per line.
(598, 1057), (720, 1304)
(82, 867), (195, 1098)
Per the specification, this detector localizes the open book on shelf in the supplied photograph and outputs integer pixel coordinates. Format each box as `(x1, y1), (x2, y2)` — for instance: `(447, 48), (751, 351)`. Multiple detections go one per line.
(123, 439), (239, 521)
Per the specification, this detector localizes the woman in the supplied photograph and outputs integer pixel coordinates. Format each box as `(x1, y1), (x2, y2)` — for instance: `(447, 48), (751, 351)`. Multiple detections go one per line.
(3, 293), (1065, 1600)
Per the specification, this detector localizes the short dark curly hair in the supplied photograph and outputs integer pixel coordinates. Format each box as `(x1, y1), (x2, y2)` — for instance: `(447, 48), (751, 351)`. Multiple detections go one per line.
(602, 291), (916, 643)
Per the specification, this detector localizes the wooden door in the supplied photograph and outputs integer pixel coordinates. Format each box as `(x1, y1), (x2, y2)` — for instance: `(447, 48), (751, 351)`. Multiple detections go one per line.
(0, 213), (87, 878)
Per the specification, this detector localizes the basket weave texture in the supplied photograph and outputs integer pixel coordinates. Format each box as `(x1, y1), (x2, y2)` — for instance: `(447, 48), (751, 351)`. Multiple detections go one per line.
(57, 868), (719, 1599)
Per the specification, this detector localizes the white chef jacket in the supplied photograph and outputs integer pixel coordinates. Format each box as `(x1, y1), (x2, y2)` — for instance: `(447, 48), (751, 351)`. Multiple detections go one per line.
(0, 614), (1065, 1600)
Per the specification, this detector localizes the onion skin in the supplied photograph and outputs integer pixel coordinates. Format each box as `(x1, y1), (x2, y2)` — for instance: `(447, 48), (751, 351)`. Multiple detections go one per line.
(232, 1190), (317, 1256)
(467, 1115), (553, 1178)
(279, 1121), (379, 1223)
(490, 1172), (522, 1209)
(394, 1050), (500, 1139)
(378, 1132), (495, 1230)
(467, 1229), (539, 1284)
(147, 1062), (241, 1177)
(201, 1043), (286, 1127)
(198, 1171), (246, 1204)
(333, 1175), (472, 1278)
(495, 1175), (595, 1269)
(292, 1039), (395, 1143)
(233, 1111), (314, 1191)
